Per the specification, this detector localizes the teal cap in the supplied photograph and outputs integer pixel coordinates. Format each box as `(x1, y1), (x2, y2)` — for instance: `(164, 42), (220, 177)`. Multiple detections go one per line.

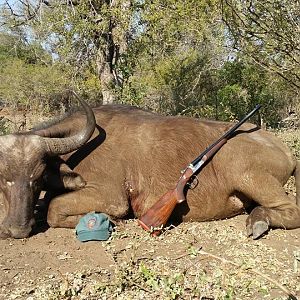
(75, 212), (113, 242)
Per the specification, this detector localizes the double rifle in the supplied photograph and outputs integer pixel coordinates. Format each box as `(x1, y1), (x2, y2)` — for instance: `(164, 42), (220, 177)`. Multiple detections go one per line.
(138, 104), (261, 236)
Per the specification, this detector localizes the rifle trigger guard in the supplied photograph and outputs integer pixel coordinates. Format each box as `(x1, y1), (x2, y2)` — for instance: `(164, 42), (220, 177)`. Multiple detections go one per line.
(188, 175), (199, 190)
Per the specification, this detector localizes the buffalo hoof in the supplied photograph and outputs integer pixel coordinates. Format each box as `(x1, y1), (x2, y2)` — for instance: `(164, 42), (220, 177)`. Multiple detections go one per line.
(247, 220), (269, 239)
(246, 206), (270, 239)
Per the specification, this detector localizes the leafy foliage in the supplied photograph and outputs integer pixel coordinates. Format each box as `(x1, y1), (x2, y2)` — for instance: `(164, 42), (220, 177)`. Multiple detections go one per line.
(0, 0), (299, 127)
(216, 60), (284, 126)
(221, 0), (300, 90)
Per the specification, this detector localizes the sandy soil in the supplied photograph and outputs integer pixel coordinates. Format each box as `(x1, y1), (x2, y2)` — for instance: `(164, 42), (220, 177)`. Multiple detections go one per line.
(0, 205), (299, 300)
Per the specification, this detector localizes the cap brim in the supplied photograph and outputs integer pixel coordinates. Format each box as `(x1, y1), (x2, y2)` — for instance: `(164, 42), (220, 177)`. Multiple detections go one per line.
(76, 230), (111, 242)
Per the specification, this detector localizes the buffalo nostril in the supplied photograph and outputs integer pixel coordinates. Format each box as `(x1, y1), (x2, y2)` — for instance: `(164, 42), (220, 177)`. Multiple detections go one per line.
(29, 218), (36, 228)
(9, 227), (32, 239)
(0, 226), (11, 239)
(8, 220), (35, 239)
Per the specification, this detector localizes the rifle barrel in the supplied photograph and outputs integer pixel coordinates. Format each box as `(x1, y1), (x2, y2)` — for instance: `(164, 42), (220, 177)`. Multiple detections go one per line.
(191, 104), (261, 166)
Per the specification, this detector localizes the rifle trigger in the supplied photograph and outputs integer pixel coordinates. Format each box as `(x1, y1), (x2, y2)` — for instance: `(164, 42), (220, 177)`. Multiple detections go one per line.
(188, 175), (199, 190)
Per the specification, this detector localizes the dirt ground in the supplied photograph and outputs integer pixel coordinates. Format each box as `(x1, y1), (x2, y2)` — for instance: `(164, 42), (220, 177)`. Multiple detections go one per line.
(0, 203), (299, 300)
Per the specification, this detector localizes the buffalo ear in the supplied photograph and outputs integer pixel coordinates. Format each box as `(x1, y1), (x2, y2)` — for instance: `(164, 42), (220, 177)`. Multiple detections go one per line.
(61, 171), (86, 190)
(43, 157), (86, 191)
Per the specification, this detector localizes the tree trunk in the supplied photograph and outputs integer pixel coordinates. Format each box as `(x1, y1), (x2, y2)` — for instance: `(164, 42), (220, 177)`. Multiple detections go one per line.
(97, 54), (116, 104)
(96, 29), (117, 105)
(95, 0), (130, 104)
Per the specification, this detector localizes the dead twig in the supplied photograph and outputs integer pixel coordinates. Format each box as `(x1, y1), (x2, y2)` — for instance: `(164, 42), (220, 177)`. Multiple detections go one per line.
(173, 245), (203, 260)
(198, 250), (297, 300)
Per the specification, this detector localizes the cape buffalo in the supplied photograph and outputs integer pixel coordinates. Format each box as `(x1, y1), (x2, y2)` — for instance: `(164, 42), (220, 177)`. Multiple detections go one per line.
(0, 99), (299, 239)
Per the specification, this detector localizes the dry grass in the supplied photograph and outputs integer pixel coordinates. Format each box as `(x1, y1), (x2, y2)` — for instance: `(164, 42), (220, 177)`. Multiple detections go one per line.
(5, 218), (299, 300)
(275, 129), (300, 160)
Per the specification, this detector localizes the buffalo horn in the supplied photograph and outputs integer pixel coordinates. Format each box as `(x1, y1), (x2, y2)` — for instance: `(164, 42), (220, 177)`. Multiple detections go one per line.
(42, 96), (96, 156)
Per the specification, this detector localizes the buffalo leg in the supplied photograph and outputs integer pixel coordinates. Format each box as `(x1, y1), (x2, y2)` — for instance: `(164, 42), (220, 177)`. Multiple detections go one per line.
(238, 173), (300, 239)
(47, 184), (129, 228)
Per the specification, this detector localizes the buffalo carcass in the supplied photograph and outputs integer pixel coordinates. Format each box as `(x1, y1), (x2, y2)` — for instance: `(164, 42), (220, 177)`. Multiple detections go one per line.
(0, 100), (299, 239)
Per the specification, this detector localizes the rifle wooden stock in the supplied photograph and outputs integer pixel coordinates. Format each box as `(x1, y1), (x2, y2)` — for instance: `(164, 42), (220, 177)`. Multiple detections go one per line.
(138, 167), (194, 236)
(137, 189), (179, 236)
